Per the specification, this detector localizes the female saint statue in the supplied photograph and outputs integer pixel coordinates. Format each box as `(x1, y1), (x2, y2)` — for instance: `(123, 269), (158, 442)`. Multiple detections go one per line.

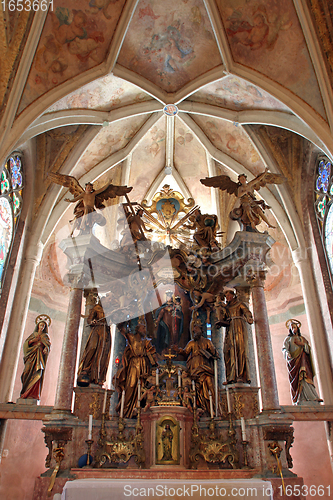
(20, 317), (51, 400)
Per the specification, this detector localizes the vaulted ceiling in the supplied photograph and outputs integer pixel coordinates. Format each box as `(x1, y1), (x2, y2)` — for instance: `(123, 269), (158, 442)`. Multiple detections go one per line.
(1, 0), (333, 252)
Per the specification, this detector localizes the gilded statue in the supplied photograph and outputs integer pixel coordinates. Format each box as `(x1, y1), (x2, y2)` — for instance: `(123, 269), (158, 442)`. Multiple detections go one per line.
(154, 293), (183, 353)
(222, 290), (253, 385)
(120, 206), (153, 247)
(48, 172), (132, 236)
(201, 168), (285, 231)
(185, 208), (220, 250)
(177, 321), (219, 415)
(282, 319), (323, 405)
(161, 424), (173, 461)
(114, 320), (158, 418)
(20, 317), (51, 400)
(77, 299), (111, 387)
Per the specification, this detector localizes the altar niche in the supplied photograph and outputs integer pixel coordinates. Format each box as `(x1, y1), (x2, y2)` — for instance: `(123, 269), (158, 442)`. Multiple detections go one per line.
(155, 415), (180, 465)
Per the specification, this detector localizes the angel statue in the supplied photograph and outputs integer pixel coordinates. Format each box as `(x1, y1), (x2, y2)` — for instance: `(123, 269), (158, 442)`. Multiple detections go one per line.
(201, 168), (285, 231)
(49, 173), (133, 236)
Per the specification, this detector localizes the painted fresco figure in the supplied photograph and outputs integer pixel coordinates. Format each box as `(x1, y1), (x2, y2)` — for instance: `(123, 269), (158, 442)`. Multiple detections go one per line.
(77, 299), (111, 387)
(222, 290), (253, 385)
(114, 320), (157, 418)
(178, 321), (218, 415)
(20, 318), (51, 400)
(282, 319), (323, 405)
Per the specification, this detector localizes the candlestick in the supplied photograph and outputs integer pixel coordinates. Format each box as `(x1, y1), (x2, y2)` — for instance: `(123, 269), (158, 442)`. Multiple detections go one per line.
(137, 379), (141, 406)
(214, 359), (218, 416)
(241, 417), (246, 441)
(120, 390), (125, 418)
(209, 390), (214, 419)
(156, 368), (159, 386)
(178, 369), (181, 387)
(88, 414), (93, 440)
(102, 387), (108, 414)
(226, 387), (231, 413)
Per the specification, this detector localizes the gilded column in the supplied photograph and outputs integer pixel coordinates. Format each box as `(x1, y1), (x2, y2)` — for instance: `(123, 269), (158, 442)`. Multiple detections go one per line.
(248, 270), (279, 411)
(53, 274), (86, 414)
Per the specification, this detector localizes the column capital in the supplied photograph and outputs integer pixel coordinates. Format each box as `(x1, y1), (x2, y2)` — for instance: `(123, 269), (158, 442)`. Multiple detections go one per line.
(246, 269), (267, 288)
(66, 272), (90, 290)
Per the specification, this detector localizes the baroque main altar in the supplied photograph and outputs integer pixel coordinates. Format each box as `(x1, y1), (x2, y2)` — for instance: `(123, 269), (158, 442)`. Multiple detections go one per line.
(33, 182), (305, 500)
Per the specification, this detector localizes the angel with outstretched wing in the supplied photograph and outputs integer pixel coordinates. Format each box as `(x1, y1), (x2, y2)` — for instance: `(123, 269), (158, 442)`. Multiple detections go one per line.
(200, 168), (285, 231)
(49, 172), (132, 236)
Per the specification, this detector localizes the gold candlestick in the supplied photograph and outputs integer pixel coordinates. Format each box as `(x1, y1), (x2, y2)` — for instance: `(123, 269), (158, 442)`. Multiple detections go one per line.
(85, 439), (94, 466)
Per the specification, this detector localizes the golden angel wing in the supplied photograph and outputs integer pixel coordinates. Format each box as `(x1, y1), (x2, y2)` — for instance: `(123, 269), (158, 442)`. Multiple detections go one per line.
(249, 169), (286, 191)
(200, 175), (238, 195)
(48, 172), (84, 197)
(95, 183), (133, 207)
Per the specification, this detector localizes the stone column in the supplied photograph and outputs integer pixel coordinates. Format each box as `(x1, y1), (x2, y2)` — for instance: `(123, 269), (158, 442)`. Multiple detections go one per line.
(0, 241), (44, 403)
(249, 270), (280, 411)
(292, 248), (333, 404)
(53, 274), (86, 414)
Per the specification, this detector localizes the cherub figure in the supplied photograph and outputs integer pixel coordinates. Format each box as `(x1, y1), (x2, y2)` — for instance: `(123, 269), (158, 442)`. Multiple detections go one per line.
(181, 385), (194, 412)
(48, 173), (132, 236)
(140, 383), (158, 411)
(201, 168), (285, 231)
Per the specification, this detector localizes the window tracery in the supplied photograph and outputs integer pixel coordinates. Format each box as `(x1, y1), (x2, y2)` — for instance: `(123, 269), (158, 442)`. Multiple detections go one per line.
(314, 156), (333, 282)
(0, 153), (23, 294)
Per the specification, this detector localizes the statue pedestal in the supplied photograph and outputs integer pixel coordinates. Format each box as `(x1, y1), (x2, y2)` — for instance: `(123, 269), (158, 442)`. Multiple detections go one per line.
(73, 386), (112, 421)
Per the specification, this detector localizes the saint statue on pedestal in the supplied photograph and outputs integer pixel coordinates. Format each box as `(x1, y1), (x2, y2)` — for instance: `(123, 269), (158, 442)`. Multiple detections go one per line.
(282, 319), (323, 405)
(20, 316), (51, 400)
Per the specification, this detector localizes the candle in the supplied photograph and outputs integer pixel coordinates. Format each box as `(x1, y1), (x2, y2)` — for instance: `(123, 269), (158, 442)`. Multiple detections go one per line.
(88, 414), (93, 440)
(214, 359), (218, 416)
(156, 368), (159, 386)
(226, 387), (231, 413)
(102, 387), (108, 414)
(120, 390), (125, 418)
(209, 390), (214, 418)
(241, 417), (246, 441)
(192, 380), (195, 391)
(192, 380), (196, 408)
(138, 379), (141, 401)
(178, 369), (181, 387)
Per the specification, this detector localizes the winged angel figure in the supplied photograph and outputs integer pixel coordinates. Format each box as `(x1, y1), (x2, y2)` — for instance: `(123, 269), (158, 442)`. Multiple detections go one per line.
(201, 169), (285, 231)
(49, 173), (132, 236)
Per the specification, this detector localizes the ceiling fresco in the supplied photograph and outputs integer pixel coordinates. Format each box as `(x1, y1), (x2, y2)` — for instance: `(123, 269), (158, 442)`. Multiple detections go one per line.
(46, 73), (152, 112)
(17, 0), (127, 114)
(191, 114), (266, 176)
(73, 114), (148, 176)
(117, 0), (223, 92)
(189, 75), (291, 112)
(217, 0), (326, 118)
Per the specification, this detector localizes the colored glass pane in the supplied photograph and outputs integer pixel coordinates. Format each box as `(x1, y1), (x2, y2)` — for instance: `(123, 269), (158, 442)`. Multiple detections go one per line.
(325, 203), (333, 277)
(0, 197), (13, 287)
(316, 160), (331, 193)
(1, 171), (9, 194)
(10, 156), (23, 189)
(317, 196), (326, 218)
(12, 192), (21, 214)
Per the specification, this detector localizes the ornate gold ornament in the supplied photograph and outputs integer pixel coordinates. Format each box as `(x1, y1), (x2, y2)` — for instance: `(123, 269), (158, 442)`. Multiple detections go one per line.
(189, 409), (239, 469)
(141, 184), (196, 247)
(96, 410), (145, 468)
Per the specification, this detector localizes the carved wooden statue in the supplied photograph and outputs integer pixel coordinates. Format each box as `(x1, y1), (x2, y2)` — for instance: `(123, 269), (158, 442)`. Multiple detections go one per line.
(201, 168), (285, 231)
(49, 172), (132, 235)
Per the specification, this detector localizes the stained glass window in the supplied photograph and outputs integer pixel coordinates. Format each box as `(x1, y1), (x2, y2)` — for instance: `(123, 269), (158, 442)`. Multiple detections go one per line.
(0, 153), (23, 293)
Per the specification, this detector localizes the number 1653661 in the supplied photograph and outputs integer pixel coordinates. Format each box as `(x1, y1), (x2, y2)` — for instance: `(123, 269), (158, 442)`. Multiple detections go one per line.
(2, 0), (53, 10)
